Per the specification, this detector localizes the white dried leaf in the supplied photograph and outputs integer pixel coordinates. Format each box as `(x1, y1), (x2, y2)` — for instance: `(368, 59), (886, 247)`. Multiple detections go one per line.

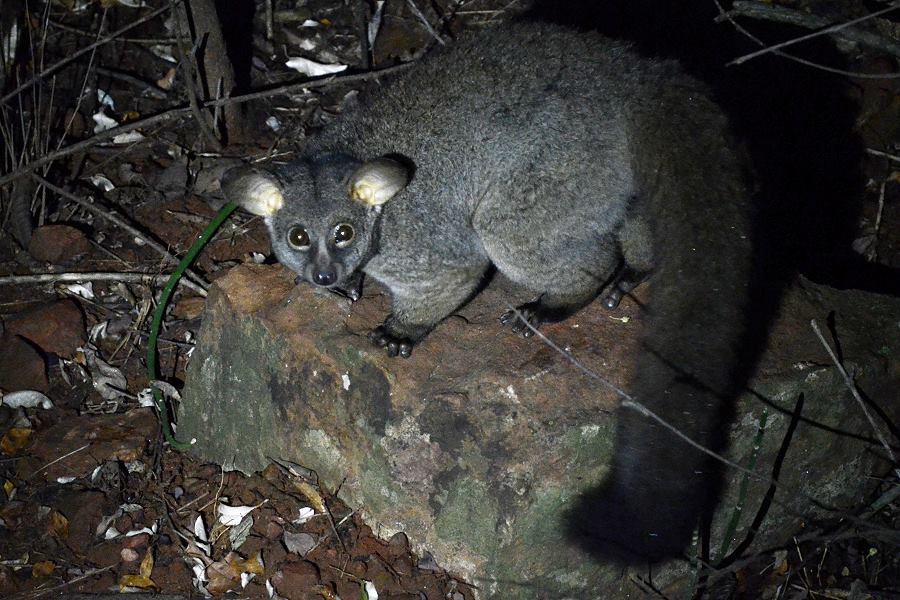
(285, 57), (347, 77)
(92, 109), (118, 133)
(65, 282), (95, 299)
(229, 515), (254, 548)
(292, 506), (315, 525)
(2, 390), (53, 409)
(364, 580), (379, 599)
(112, 131), (146, 144)
(240, 572), (255, 588)
(97, 89), (115, 109)
(368, 1), (385, 47)
(88, 174), (115, 192)
(2, 21), (18, 64)
(217, 503), (256, 526)
(150, 44), (176, 63)
(136, 388), (156, 408)
(265, 116), (281, 132)
(56, 476), (77, 484)
(301, 19), (319, 27)
(79, 346), (127, 400)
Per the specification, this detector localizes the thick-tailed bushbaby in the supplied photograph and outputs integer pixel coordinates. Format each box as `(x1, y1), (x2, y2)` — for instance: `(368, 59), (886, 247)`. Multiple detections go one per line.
(222, 21), (753, 562)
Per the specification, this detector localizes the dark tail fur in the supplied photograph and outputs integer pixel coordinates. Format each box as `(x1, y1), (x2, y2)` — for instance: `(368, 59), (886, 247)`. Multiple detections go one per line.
(567, 81), (754, 562)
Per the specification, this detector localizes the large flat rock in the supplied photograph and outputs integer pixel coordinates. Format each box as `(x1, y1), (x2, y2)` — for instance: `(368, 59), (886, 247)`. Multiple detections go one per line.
(179, 264), (900, 598)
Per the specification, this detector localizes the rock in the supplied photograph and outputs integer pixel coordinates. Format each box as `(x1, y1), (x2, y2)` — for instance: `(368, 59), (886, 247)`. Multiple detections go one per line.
(0, 333), (49, 393)
(272, 559), (321, 600)
(4, 299), (87, 357)
(24, 409), (157, 481)
(179, 264), (900, 599)
(27, 224), (91, 264)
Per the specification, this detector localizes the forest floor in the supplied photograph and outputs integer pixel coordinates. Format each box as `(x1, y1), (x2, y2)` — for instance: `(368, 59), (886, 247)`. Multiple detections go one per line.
(1, 0), (899, 599)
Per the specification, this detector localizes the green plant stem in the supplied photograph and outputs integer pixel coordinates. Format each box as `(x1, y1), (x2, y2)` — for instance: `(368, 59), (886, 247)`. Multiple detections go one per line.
(147, 202), (238, 451)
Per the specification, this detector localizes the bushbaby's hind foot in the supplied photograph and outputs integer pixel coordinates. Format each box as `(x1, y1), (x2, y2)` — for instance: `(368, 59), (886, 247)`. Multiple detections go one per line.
(500, 301), (545, 337)
(500, 297), (585, 338)
(369, 326), (414, 358)
(602, 268), (649, 309)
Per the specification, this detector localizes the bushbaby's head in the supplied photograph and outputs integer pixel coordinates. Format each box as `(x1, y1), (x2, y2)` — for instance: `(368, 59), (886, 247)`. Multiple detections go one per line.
(221, 154), (409, 291)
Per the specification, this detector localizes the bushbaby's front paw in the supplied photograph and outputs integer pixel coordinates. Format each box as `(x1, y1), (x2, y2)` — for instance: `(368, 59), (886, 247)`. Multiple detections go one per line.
(369, 326), (414, 358)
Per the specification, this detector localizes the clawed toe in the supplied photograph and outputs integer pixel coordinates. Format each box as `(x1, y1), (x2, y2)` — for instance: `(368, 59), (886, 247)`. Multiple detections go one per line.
(500, 305), (542, 338)
(369, 327), (413, 358)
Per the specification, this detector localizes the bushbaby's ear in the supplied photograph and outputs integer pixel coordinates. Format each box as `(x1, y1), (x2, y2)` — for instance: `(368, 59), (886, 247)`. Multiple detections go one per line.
(220, 166), (284, 217)
(348, 157), (410, 207)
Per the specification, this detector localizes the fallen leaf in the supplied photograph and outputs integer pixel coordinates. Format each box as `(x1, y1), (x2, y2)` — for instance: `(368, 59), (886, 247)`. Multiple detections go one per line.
(0, 428), (33, 455)
(119, 550), (159, 591)
(48, 510), (69, 540)
(32, 560), (55, 578)
(294, 481), (325, 513)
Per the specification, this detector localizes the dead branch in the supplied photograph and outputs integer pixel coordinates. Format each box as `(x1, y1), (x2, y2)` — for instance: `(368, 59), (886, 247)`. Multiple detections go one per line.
(0, 63), (413, 190)
(0, 271), (206, 296)
(722, 1), (900, 59)
(725, 1), (900, 67)
(30, 174), (210, 292)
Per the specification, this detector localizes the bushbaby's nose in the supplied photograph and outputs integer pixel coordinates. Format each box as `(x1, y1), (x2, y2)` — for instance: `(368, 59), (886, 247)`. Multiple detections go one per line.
(313, 270), (336, 286)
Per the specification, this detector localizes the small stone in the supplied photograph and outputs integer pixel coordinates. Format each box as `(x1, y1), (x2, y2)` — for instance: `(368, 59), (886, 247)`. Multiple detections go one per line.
(171, 296), (207, 320)
(345, 559), (367, 578)
(283, 531), (317, 556)
(27, 224), (91, 264)
(386, 531), (410, 557)
(0, 333), (48, 393)
(124, 533), (150, 549)
(272, 559), (320, 600)
(120, 547), (140, 562)
(5, 299), (86, 357)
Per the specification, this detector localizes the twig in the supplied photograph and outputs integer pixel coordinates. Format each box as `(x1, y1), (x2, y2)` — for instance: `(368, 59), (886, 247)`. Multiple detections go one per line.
(728, 1), (900, 67)
(506, 304), (900, 535)
(504, 305), (764, 482)
(47, 19), (179, 44)
(865, 147), (900, 163)
(172, 0), (222, 150)
(0, 63), (413, 189)
(9, 564), (116, 600)
(406, 0), (446, 46)
(724, 1), (900, 59)
(713, 0), (900, 79)
(29, 174), (209, 292)
(0, 271), (207, 296)
(26, 443), (91, 481)
(810, 319), (899, 473)
(0, 2), (176, 106)
(95, 66), (169, 99)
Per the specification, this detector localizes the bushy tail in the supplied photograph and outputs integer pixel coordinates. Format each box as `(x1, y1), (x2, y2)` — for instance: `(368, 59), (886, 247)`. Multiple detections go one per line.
(568, 82), (754, 562)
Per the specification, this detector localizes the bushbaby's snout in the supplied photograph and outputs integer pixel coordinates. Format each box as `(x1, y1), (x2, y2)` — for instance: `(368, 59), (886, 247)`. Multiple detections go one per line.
(313, 269), (337, 287)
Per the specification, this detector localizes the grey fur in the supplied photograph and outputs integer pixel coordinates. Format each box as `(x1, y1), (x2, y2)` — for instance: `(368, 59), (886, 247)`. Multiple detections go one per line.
(223, 22), (753, 561)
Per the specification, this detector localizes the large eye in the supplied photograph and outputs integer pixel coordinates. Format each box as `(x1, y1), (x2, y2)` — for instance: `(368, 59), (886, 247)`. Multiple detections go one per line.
(333, 223), (355, 248)
(287, 225), (310, 249)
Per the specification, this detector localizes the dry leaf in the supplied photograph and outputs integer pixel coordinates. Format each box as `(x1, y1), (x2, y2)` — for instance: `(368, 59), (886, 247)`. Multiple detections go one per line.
(204, 551), (265, 595)
(119, 550), (159, 591)
(774, 558), (789, 576)
(0, 427), (33, 455)
(3, 479), (14, 498)
(32, 560), (55, 578)
(294, 481), (325, 513)
(48, 510), (69, 540)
